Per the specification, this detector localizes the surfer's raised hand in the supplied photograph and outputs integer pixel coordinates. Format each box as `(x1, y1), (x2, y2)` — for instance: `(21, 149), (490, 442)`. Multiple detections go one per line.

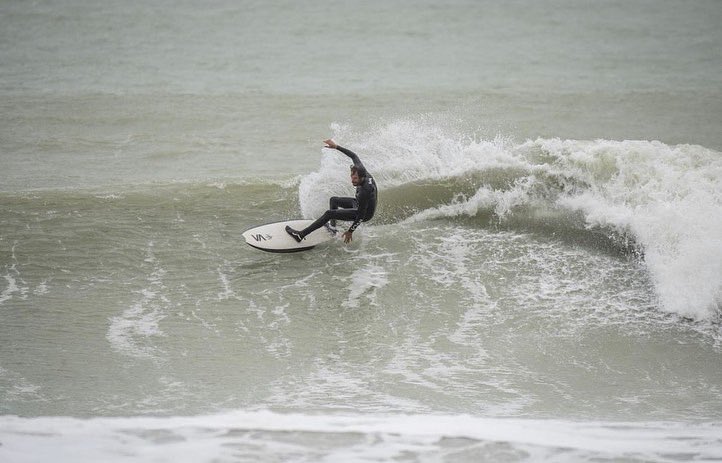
(324, 139), (338, 149)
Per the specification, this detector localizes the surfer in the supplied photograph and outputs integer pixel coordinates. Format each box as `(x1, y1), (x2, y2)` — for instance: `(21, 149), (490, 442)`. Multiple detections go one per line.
(286, 139), (377, 244)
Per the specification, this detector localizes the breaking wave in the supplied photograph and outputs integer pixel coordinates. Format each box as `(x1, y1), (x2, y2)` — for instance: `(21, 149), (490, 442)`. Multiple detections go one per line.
(299, 118), (722, 320)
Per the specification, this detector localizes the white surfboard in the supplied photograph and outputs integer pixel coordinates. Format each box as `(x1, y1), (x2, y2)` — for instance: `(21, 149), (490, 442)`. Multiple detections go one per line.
(242, 219), (336, 253)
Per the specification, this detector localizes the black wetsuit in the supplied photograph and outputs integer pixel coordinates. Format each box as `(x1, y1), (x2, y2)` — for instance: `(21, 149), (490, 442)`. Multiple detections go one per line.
(299, 146), (377, 237)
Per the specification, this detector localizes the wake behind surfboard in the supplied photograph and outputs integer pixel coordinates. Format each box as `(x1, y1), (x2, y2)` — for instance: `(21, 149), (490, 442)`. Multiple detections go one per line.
(242, 219), (336, 253)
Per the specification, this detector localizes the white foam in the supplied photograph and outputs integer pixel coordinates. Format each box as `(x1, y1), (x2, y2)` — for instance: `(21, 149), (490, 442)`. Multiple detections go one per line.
(0, 273), (19, 306)
(265, 359), (427, 412)
(106, 242), (167, 358)
(1, 411), (721, 463)
(0, 366), (46, 403)
(343, 263), (389, 309)
(0, 243), (29, 306)
(215, 264), (234, 301)
(33, 280), (49, 296)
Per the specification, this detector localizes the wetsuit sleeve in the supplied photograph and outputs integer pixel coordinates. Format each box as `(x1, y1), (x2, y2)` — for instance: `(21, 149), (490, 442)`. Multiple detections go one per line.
(336, 146), (366, 171)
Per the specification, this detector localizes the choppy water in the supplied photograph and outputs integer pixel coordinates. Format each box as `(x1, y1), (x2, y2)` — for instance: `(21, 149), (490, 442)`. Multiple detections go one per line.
(1, 1), (721, 462)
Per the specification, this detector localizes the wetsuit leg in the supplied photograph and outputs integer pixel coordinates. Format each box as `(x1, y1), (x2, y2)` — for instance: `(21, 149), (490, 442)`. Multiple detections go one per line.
(300, 207), (358, 237)
(329, 197), (357, 227)
(330, 196), (357, 210)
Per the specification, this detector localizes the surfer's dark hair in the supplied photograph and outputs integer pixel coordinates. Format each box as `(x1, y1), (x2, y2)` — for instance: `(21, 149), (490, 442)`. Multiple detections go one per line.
(350, 165), (367, 179)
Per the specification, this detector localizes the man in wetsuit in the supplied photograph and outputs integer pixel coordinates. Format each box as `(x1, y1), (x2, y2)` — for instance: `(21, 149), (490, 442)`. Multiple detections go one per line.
(286, 139), (377, 244)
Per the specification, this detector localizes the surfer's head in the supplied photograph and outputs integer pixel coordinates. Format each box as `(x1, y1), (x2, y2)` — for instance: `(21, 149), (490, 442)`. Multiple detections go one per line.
(350, 165), (366, 186)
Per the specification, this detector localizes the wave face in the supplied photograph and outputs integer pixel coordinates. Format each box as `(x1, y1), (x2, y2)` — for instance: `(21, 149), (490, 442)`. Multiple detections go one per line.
(300, 119), (722, 320)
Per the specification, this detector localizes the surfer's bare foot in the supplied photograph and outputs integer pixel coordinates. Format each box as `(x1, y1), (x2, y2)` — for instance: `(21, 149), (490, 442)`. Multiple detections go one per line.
(285, 226), (303, 243)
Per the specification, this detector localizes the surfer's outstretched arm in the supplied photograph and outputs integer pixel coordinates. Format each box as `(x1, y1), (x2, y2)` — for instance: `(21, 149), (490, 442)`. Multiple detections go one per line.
(324, 139), (366, 171)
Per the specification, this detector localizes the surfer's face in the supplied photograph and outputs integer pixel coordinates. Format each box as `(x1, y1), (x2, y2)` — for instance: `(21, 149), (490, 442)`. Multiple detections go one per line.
(351, 172), (362, 186)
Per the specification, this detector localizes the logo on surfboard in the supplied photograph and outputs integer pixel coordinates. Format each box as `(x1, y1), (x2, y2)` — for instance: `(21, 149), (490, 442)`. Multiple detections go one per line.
(251, 233), (273, 242)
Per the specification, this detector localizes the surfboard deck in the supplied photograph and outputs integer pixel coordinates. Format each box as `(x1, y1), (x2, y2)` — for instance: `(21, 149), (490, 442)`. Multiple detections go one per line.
(242, 219), (336, 253)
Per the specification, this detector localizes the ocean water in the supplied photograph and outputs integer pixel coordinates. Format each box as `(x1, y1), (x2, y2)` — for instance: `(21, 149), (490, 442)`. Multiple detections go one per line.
(1, 1), (722, 462)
